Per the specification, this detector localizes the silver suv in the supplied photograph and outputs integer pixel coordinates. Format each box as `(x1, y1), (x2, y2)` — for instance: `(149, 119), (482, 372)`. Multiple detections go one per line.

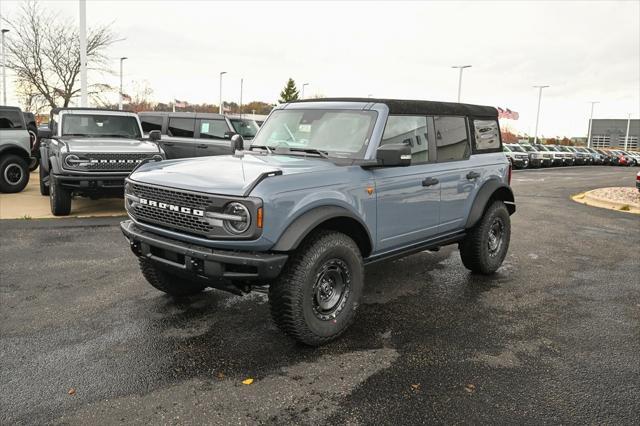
(0, 106), (32, 193)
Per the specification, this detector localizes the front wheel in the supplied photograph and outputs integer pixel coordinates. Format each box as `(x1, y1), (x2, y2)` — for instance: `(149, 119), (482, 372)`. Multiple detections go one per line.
(269, 231), (364, 346)
(49, 175), (72, 216)
(459, 200), (511, 274)
(39, 164), (50, 196)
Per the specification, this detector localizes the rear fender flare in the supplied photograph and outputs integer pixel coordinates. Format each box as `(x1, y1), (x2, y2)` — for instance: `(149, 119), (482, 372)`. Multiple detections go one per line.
(465, 180), (515, 229)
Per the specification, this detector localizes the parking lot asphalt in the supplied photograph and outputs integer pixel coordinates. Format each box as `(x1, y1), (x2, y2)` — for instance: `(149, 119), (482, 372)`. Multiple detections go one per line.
(1, 166), (639, 425)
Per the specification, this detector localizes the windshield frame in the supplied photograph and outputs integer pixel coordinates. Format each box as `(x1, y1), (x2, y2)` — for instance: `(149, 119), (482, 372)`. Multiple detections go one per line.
(250, 108), (379, 159)
(59, 112), (143, 139)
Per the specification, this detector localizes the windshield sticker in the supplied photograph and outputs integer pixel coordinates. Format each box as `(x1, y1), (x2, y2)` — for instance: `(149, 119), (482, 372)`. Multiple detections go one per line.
(298, 124), (311, 132)
(201, 123), (210, 133)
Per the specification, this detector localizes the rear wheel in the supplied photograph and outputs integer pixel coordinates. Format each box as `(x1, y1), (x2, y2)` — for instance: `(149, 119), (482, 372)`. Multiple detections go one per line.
(49, 175), (72, 216)
(269, 231), (364, 346)
(0, 155), (30, 193)
(459, 200), (511, 274)
(139, 258), (207, 296)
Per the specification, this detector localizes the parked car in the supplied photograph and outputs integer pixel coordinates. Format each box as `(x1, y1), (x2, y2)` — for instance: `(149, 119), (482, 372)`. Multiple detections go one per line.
(535, 144), (565, 166)
(596, 149), (616, 165)
(636, 171), (640, 192)
(138, 112), (258, 160)
(552, 145), (577, 165)
(0, 106), (32, 192)
(608, 150), (632, 166)
(39, 108), (165, 215)
(503, 144), (529, 168)
(585, 147), (606, 165)
(620, 150), (640, 166)
(567, 146), (592, 165)
(121, 98), (516, 345)
(519, 143), (552, 167)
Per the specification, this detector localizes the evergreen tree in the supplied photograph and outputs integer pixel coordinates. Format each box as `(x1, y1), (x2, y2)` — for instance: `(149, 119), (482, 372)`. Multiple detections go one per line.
(279, 78), (300, 103)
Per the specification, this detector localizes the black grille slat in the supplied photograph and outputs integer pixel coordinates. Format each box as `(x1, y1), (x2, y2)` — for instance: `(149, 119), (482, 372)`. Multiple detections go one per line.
(129, 183), (214, 236)
(73, 153), (150, 171)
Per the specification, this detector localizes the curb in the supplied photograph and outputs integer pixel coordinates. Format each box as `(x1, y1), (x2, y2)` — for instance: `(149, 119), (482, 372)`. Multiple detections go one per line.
(572, 189), (640, 214)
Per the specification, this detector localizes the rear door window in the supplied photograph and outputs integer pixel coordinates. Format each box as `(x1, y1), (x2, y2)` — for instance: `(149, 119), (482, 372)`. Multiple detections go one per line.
(434, 116), (470, 162)
(140, 115), (163, 133)
(168, 118), (195, 138)
(198, 119), (228, 139)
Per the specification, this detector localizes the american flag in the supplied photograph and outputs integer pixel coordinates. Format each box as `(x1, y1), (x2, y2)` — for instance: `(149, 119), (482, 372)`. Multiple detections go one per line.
(174, 99), (187, 108)
(497, 107), (519, 120)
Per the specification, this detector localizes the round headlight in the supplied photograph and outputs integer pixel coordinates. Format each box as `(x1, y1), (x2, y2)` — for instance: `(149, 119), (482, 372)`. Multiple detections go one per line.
(223, 202), (251, 234)
(64, 154), (80, 167)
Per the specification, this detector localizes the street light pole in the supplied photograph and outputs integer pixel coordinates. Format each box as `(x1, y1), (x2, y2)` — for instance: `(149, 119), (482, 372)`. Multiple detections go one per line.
(586, 101), (599, 148)
(218, 71), (227, 114)
(624, 113), (631, 151)
(1, 29), (8, 106)
(301, 82), (309, 99)
(451, 65), (471, 103)
(532, 85), (549, 145)
(79, 0), (88, 107)
(118, 57), (127, 110)
(239, 78), (243, 118)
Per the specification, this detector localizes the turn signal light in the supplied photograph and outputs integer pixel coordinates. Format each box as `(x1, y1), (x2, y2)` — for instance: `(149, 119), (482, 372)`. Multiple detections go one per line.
(257, 207), (263, 228)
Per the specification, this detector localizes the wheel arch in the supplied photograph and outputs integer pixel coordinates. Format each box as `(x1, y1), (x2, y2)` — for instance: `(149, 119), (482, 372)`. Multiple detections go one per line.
(0, 145), (31, 161)
(465, 180), (516, 229)
(271, 206), (373, 257)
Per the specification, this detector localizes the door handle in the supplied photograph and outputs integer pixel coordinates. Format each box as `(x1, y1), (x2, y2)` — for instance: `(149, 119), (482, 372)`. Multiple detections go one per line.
(466, 171), (480, 180)
(422, 177), (439, 187)
(197, 144), (208, 149)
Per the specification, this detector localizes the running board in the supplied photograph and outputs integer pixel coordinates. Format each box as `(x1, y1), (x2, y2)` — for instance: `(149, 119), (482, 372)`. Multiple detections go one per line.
(364, 232), (466, 265)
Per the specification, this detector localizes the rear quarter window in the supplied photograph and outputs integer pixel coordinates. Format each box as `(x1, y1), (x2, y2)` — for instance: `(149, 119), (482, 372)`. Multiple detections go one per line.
(473, 119), (501, 152)
(0, 110), (25, 130)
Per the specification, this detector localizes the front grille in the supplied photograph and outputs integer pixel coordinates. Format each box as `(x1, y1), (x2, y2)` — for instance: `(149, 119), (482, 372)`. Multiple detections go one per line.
(128, 183), (214, 237)
(69, 153), (151, 171)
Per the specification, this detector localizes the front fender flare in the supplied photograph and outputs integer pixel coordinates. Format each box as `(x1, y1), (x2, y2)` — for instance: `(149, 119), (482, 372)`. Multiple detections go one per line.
(465, 180), (515, 229)
(271, 205), (372, 252)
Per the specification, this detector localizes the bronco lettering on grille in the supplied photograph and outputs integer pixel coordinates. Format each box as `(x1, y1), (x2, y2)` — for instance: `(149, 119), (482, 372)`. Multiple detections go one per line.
(138, 198), (204, 217)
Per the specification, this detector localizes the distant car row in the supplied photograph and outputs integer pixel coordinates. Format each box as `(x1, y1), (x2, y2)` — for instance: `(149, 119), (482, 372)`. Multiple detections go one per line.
(503, 143), (640, 169)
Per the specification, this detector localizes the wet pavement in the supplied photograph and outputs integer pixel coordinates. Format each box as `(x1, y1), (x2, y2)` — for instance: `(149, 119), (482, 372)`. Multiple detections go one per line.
(1, 166), (638, 424)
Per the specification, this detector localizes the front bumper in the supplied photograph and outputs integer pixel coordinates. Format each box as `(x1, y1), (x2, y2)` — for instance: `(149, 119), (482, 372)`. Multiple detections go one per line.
(52, 173), (128, 192)
(121, 220), (288, 281)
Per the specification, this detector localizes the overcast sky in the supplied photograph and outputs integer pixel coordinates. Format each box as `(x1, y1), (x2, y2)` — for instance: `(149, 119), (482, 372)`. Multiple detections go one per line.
(2, 0), (639, 137)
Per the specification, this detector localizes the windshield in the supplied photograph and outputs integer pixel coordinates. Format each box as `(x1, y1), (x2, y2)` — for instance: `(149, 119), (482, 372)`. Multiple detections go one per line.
(61, 114), (141, 138)
(521, 145), (536, 152)
(509, 145), (526, 152)
(229, 118), (259, 139)
(251, 109), (377, 158)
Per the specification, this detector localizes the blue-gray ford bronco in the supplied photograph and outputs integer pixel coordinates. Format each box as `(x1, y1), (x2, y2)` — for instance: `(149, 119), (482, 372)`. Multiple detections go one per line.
(121, 98), (515, 345)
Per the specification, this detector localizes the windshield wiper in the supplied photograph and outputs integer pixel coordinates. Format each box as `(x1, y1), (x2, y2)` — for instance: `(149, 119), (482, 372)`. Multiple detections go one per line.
(62, 133), (89, 137)
(251, 145), (273, 154)
(288, 148), (329, 158)
(100, 134), (135, 138)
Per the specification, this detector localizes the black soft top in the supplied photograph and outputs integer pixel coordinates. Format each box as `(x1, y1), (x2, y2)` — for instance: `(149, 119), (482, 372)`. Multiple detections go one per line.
(292, 97), (497, 118)
(50, 107), (124, 115)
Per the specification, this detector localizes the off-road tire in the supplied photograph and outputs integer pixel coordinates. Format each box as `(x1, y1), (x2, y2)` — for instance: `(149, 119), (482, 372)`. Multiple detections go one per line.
(459, 200), (511, 274)
(269, 231), (364, 346)
(39, 163), (50, 195)
(49, 174), (72, 216)
(0, 155), (30, 193)
(139, 258), (207, 296)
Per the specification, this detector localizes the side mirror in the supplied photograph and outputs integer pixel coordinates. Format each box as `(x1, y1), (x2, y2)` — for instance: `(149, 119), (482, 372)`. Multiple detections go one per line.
(230, 134), (244, 152)
(375, 143), (411, 167)
(224, 131), (236, 140)
(38, 128), (52, 139)
(149, 130), (161, 141)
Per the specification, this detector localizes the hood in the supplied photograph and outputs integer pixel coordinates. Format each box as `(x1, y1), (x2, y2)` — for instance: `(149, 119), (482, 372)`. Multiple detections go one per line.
(62, 137), (161, 154)
(129, 153), (340, 196)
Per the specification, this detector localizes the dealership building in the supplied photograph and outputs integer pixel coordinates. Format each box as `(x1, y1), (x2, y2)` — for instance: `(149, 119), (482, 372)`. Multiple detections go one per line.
(589, 118), (639, 150)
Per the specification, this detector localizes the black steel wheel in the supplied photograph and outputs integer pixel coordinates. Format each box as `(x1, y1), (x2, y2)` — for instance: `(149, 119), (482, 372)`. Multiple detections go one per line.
(0, 155), (29, 193)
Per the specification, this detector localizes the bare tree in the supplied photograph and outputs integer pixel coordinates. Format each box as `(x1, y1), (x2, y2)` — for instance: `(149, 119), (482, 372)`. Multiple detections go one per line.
(2, 0), (119, 110)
